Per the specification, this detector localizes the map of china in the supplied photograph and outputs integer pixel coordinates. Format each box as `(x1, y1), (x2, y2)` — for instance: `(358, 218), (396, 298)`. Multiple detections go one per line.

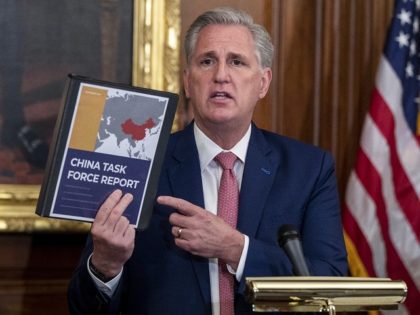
(95, 93), (167, 159)
(121, 118), (155, 142)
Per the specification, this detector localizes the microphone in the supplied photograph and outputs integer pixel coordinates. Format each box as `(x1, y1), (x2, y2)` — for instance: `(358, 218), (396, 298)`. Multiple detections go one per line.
(277, 224), (311, 276)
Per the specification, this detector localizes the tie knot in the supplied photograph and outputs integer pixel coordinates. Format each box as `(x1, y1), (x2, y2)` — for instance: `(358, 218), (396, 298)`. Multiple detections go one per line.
(215, 152), (237, 170)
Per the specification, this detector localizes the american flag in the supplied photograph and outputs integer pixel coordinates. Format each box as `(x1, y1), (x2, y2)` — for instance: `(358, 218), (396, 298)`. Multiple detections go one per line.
(342, 0), (420, 314)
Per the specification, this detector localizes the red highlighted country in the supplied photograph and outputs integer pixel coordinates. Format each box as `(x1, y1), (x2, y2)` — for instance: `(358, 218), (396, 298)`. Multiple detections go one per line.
(121, 118), (155, 141)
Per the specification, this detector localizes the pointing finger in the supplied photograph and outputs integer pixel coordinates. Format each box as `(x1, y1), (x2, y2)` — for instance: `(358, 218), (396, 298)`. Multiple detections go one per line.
(157, 196), (199, 216)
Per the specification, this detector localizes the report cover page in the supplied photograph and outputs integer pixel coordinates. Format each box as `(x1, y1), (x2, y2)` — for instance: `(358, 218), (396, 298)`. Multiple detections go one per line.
(36, 75), (178, 229)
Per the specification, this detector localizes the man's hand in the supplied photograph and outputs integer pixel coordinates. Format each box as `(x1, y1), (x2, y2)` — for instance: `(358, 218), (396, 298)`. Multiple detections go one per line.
(90, 189), (135, 278)
(157, 196), (244, 270)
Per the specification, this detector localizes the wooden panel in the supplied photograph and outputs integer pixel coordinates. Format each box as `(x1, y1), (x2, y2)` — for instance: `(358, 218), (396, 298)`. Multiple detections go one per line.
(0, 233), (86, 315)
(268, 0), (394, 196)
(272, 0), (319, 142)
(0, 279), (68, 315)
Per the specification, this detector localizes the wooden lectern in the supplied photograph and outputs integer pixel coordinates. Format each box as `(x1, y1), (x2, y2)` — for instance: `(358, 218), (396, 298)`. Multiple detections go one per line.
(245, 277), (407, 315)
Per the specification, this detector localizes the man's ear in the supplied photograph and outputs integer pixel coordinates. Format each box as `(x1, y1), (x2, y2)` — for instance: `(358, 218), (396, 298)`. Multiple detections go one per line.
(183, 68), (190, 98)
(258, 68), (272, 99)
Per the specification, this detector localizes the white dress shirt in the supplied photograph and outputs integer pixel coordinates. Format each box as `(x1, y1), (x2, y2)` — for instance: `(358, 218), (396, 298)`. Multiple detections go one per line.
(89, 122), (251, 315)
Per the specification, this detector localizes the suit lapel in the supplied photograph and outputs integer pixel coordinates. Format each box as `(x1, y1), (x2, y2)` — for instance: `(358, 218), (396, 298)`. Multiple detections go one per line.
(237, 125), (279, 237)
(167, 124), (211, 306)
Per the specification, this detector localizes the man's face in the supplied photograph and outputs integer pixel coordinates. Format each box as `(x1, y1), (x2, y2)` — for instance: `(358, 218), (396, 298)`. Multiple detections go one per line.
(184, 24), (272, 134)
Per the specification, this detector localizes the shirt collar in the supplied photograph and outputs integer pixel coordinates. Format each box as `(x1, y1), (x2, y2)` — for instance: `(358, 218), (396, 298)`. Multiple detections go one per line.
(193, 122), (251, 171)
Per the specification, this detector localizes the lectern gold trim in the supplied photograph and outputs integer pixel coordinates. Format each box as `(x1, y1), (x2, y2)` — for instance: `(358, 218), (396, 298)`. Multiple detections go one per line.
(246, 276), (407, 314)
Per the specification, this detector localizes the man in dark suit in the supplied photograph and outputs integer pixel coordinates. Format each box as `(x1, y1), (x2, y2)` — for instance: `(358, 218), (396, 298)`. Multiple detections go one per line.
(68, 6), (348, 314)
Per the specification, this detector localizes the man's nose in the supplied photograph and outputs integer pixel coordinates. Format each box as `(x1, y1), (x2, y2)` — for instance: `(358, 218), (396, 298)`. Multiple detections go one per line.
(213, 62), (229, 83)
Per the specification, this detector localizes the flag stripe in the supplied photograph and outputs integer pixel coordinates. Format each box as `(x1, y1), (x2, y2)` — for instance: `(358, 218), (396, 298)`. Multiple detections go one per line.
(356, 150), (420, 302)
(361, 112), (420, 290)
(350, 125), (420, 313)
(343, 197), (377, 277)
(345, 171), (386, 277)
(375, 58), (420, 198)
(352, 143), (415, 289)
(370, 89), (420, 242)
(346, 158), (419, 313)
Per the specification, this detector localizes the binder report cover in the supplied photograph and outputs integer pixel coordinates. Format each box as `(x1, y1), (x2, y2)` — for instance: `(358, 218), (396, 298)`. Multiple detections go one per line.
(36, 75), (178, 229)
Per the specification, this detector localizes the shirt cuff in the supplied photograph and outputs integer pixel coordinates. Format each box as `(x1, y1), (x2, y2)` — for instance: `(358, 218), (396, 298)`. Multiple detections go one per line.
(226, 234), (249, 281)
(87, 254), (123, 298)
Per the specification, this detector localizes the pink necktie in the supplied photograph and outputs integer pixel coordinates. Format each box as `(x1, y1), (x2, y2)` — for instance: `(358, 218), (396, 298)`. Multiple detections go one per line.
(214, 152), (239, 315)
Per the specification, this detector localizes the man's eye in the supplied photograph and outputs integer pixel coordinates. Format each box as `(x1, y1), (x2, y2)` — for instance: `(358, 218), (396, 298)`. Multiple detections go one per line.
(231, 59), (243, 66)
(200, 58), (213, 66)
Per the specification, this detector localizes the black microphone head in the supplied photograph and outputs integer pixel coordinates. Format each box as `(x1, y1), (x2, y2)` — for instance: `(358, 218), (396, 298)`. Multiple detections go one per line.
(277, 224), (299, 247)
(277, 224), (311, 276)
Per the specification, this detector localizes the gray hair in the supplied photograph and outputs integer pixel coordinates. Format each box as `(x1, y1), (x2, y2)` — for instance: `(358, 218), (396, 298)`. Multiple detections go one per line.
(184, 7), (274, 68)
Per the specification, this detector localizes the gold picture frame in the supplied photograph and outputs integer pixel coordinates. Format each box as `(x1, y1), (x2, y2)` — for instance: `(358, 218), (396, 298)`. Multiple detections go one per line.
(0, 0), (180, 233)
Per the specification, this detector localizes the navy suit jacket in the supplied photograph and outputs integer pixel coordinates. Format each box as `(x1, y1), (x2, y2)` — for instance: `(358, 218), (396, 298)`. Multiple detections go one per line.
(68, 123), (348, 314)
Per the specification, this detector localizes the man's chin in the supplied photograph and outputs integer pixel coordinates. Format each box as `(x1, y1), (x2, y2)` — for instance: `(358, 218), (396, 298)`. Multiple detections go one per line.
(208, 109), (238, 123)
(208, 115), (237, 126)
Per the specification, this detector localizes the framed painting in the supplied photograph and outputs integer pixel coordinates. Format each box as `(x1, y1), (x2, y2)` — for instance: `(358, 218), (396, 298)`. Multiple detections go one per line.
(0, 0), (180, 232)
